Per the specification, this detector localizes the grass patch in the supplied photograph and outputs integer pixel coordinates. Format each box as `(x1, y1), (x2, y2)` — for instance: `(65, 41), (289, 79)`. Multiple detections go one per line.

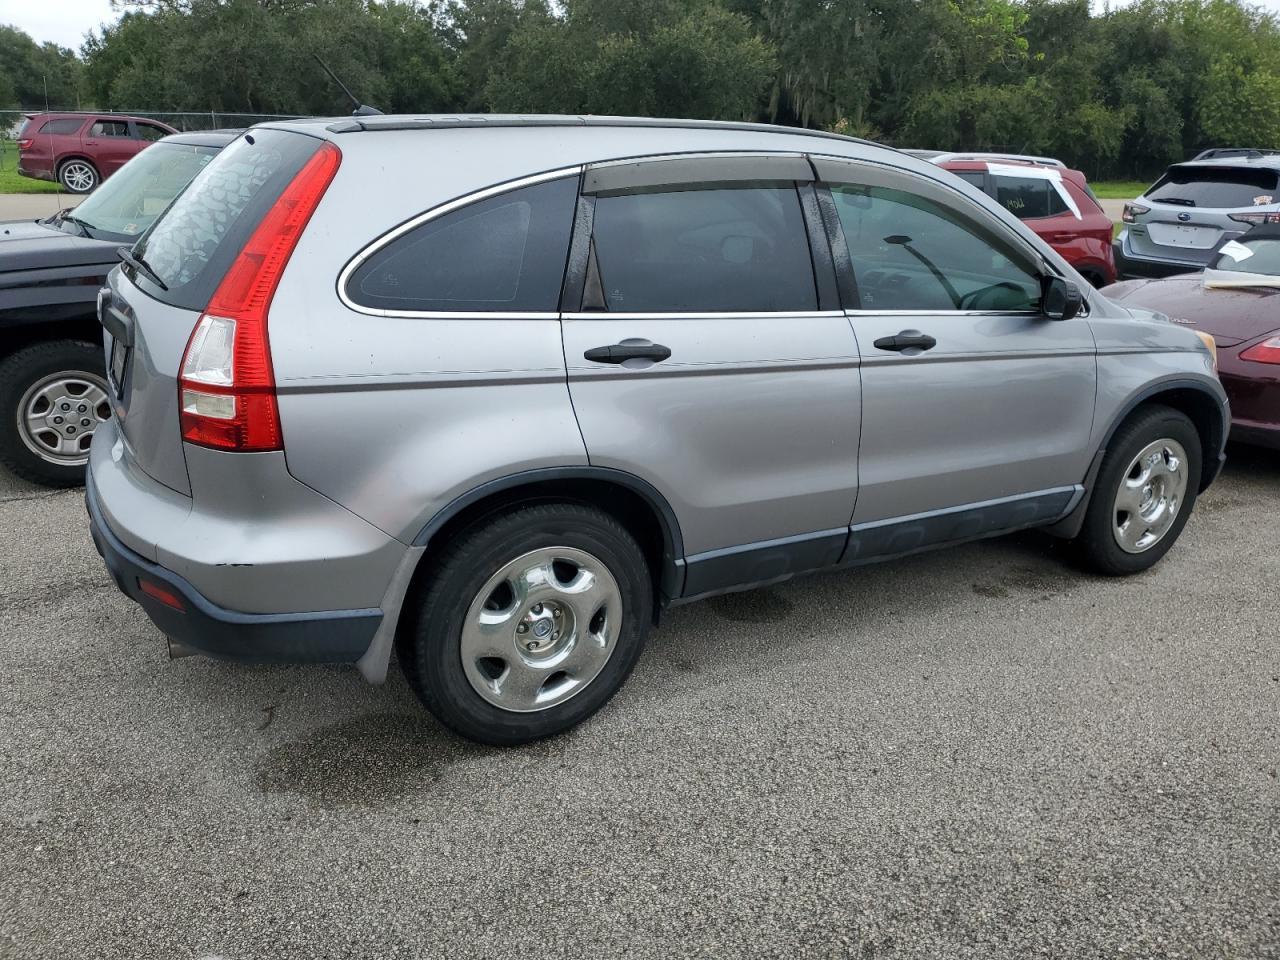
(0, 147), (61, 194)
(1091, 180), (1149, 200)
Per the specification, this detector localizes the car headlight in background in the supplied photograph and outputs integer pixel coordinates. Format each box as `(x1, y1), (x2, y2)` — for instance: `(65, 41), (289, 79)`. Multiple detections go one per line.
(1193, 329), (1217, 372)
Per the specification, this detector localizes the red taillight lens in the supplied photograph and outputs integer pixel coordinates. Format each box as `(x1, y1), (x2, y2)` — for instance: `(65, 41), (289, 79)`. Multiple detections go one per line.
(1228, 211), (1280, 226)
(17, 138), (32, 150)
(1121, 202), (1149, 224)
(1240, 335), (1280, 365)
(178, 142), (341, 451)
(138, 577), (185, 611)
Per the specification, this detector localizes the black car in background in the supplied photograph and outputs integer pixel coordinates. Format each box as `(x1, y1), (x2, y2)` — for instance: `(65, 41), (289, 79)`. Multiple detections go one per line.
(0, 131), (236, 486)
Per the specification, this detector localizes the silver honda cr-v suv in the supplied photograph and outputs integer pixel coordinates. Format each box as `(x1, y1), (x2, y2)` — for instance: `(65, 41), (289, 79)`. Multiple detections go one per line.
(87, 116), (1228, 745)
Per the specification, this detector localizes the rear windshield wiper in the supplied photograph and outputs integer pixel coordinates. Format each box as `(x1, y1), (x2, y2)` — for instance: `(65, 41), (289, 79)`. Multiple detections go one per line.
(117, 246), (169, 291)
(1157, 197), (1196, 207)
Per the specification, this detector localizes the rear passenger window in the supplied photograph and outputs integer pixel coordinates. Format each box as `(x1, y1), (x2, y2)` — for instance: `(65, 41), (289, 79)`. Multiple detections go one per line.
(91, 121), (131, 138)
(994, 175), (1069, 219)
(589, 184), (817, 313)
(347, 176), (577, 313)
(831, 184), (1040, 312)
(952, 171), (987, 190)
(40, 118), (83, 135)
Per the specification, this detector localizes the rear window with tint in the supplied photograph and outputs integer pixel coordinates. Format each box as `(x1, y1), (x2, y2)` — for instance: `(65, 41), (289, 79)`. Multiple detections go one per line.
(994, 175), (1069, 219)
(347, 176), (577, 313)
(1146, 166), (1280, 208)
(40, 118), (83, 135)
(132, 130), (321, 311)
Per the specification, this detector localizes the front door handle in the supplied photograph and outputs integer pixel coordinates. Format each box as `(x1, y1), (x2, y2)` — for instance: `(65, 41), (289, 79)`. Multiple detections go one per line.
(583, 340), (672, 364)
(873, 330), (937, 353)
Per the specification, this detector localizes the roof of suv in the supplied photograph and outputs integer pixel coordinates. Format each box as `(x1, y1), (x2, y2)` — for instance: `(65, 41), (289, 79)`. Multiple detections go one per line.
(1169, 155), (1280, 171)
(160, 130), (243, 148)
(260, 113), (881, 150)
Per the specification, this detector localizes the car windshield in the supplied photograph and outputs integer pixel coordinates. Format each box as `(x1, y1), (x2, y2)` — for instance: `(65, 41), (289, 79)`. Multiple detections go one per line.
(65, 141), (220, 242)
(1204, 235), (1280, 286)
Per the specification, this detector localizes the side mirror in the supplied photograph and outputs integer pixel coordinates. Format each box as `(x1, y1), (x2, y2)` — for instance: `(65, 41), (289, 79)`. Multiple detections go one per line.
(1041, 276), (1083, 321)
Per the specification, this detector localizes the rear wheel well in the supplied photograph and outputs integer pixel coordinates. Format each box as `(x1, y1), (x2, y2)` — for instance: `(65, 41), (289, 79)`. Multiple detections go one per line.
(1120, 389), (1223, 491)
(403, 477), (680, 630)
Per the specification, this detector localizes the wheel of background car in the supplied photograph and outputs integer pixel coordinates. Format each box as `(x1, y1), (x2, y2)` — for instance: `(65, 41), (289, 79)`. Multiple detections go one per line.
(0, 341), (111, 488)
(1071, 404), (1202, 576)
(398, 502), (652, 745)
(58, 159), (99, 194)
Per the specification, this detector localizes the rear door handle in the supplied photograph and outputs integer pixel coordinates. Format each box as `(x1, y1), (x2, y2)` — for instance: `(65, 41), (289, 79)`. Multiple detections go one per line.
(873, 330), (937, 353)
(583, 340), (672, 364)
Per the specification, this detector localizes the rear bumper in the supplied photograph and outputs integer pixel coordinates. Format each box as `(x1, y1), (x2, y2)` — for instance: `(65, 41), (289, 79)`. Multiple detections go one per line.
(87, 466), (382, 663)
(1230, 421), (1280, 450)
(1113, 238), (1207, 279)
(16, 159), (54, 182)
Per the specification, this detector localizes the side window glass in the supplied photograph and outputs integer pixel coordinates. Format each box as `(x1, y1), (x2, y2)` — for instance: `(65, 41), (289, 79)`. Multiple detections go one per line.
(135, 123), (169, 142)
(830, 183), (1040, 312)
(994, 175), (1068, 219)
(589, 183), (817, 312)
(347, 176), (577, 313)
(40, 118), (83, 135)
(91, 121), (130, 138)
(952, 171), (987, 190)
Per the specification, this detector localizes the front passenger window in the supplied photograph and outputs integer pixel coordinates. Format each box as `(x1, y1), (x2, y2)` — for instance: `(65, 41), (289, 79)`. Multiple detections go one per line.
(831, 184), (1040, 312)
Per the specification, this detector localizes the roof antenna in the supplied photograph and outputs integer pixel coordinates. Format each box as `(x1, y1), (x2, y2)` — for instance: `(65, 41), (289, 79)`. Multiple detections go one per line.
(313, 55), (383, 117)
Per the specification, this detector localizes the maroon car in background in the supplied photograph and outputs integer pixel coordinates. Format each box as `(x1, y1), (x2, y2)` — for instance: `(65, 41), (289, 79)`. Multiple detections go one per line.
(1106, 223), (1280, 449)
(17, 112), (178, 193)
(932, 153), (1117, 287)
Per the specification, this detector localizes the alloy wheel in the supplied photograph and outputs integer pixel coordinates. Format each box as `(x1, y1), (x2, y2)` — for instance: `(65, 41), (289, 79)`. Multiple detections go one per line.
(1112, 437), (1189, 554)
(18, 373), (111, 466)
(459, 546), (622, 713)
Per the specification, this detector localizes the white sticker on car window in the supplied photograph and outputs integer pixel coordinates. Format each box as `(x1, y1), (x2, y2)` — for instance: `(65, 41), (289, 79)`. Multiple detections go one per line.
(1218, 239), (1255, 261)
(986, 162), (1082, 220)
(1254, 195), (1273, 205)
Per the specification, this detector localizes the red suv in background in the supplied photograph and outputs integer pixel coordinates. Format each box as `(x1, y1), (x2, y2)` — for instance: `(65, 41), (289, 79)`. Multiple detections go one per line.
(932, 153), (1117, 287)
(17, 113), (178, 194)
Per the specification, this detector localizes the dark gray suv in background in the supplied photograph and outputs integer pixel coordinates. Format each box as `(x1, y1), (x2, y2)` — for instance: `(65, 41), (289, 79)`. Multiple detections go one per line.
(87, 116), (1227, 744)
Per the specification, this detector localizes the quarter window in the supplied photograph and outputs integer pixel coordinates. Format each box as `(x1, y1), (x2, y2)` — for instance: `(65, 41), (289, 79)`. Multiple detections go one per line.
(347, 176), (577, 313)
(134, 122), (170, 142)
(40, 118), (83, 136)
(994, 175), (1069, 220)
(831, 184), (1040, 312)
(588, 183), (817, 313)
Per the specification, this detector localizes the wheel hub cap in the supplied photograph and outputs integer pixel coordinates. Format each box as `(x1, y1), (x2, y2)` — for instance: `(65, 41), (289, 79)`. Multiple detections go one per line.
(460, 546), (622, 713)
(18, 374), (111, 466)
(1112, 438), (1189, 554)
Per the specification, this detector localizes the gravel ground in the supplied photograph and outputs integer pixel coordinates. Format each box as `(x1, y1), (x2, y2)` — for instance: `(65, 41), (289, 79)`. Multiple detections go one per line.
(0, 450), (1277, 959)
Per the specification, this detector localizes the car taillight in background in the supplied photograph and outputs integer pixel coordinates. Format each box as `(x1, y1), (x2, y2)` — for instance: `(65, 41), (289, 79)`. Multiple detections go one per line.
(1228, 211), (1280, 226)
(178, 141), (341, 452)
(17, 138), (32, 151)
(1240, 335), (1280, 365)
(1122, 202), (1149, 223)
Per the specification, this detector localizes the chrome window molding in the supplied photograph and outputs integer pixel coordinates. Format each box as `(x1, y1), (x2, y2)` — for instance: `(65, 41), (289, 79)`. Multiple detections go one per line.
(336, 164), (584, 318)
(562, 310), (848, 321)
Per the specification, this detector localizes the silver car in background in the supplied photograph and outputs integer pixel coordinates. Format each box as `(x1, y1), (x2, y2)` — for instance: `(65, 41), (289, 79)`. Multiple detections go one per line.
(87, 116), (1228, 744)
(1116, 155), (1280, 278)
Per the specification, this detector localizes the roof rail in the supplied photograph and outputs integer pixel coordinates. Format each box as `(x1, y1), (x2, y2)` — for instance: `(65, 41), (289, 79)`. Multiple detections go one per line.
(930, 152), (1066, 169)
(1192, 147), (1280, 161)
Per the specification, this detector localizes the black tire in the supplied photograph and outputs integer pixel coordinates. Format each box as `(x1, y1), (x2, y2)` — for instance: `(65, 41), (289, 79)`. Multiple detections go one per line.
(57, 158), (99, 193)
(400, 503), (653, 746)
(0, 340), (109, 488)
(1073, 404), (1202, 576)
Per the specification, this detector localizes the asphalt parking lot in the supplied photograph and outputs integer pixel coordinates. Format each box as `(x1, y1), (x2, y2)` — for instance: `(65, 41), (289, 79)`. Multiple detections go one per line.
(1, 450), (1277, 960)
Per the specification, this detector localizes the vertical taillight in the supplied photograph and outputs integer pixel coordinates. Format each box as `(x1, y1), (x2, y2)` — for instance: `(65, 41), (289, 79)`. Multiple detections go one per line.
(179, 141), (341, 451)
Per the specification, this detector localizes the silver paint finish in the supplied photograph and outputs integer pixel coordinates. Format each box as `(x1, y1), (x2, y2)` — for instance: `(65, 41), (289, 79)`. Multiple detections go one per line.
(103, 267), (195, 495)
(562, 314), (862, 555)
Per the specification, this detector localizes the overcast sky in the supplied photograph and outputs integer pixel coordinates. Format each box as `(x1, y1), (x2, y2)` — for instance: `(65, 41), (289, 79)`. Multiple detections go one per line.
(6, 0), (1280, 50)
